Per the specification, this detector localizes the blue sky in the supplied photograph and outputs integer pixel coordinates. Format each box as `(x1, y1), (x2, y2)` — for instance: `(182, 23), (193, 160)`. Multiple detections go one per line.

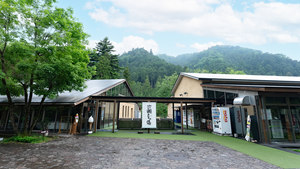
(57, 0), (300, 60)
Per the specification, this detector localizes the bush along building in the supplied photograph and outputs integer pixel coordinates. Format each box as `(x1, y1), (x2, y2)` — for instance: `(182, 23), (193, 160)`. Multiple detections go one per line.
(170, 73), (300, 143)
(0, 79), (137, 134)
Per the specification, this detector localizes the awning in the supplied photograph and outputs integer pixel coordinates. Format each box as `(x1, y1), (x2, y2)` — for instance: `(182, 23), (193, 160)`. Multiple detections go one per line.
(233, 96), (251, 105)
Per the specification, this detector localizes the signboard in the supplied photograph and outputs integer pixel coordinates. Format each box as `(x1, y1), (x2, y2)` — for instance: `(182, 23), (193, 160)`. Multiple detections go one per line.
(223, 109), (228, 122)
(245, 115), (251, 141)
(182, 108), (195, 127)
(142, 102), (156, 128)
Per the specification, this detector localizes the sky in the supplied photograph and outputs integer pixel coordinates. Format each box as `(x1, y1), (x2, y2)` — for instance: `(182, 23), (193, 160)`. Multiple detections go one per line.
(57, 0), (300, 60)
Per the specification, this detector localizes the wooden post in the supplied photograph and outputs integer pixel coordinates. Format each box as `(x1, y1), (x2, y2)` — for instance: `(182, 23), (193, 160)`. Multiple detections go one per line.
(54, 108), (58, 132)
(79, 104), (84, 132)
(117, 102), (120, 129)
(181, 102), (184, 134)
(67, 107), (71, 132)
(17, 107), (22, 130)
(42, 107), (45, 122)
(185, 103), (188, 129)
(4, 110), (10, 131)
(258, 96), (269, 143)
(112, 100), (116, 133)
(172, 103), (175, 130)
(58, 116), (62, 134)
(94, 101), (99, 133)
(30, 109), (35, 128)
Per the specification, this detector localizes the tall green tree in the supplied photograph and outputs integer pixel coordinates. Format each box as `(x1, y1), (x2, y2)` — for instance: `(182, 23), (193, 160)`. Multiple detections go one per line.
(90, 37), (120, 79)
(122, 67), (130, 81)
(154, 73), (178, 117)
(0, 0), (91, 135)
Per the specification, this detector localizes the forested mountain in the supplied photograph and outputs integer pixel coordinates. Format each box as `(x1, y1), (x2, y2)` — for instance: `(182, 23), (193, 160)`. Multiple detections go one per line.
(158, 46), (300, 76)
(119, 48), (184, 86)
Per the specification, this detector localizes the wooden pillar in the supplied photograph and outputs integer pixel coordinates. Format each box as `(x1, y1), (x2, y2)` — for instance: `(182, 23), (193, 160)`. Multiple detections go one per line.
(181, 102), (184, 134)
(79, 104), (84, 132)
(17, 107), (22, 130)
(4, 110), (10, 131)
(108, 103), (111, 127)
(185, 103), (188, 129)
(42, 107), (46, 122)
(30, 109), (35, 128)
(94, 101), (99, 133)
(117, 102), (120, 129)
(66, 107), (71, 132)
(172, 103), (175, 130)
(112, 100), (116, 133)
(258, 96), (269, 143)
(54, 108), (58, 132)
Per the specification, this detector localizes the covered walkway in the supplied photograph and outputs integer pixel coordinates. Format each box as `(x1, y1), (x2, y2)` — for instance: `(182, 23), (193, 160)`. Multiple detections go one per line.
(90, 96), (215, 133)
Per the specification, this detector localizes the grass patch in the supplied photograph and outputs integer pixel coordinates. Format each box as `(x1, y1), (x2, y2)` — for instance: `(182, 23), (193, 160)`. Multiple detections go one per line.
(90, 129), (300, 168)
(2, 135), (54, 144)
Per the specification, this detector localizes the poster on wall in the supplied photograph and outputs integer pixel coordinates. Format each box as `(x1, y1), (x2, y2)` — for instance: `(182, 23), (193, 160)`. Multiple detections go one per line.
(142, 102), (156, 128)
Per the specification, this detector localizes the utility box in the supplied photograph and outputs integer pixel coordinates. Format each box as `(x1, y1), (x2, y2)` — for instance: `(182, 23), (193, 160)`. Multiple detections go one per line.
(211, 107), (232, 135)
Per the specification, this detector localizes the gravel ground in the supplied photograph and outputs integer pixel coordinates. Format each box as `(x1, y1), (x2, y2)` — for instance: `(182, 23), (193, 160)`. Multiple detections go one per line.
(0, 136), (280, 169)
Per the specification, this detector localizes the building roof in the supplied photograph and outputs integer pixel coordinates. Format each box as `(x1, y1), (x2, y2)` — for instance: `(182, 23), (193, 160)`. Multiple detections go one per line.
(181, 73), (300, 83)
(0, 79), (132, 105)
(172, 73), (300, 94)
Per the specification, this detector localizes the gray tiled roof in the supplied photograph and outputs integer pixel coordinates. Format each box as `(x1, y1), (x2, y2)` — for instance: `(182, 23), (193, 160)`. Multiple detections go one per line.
(0, 79), (125, 105)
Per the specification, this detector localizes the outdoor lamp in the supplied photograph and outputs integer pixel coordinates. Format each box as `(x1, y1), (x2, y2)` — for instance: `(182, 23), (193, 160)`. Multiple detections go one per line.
(88, 116), (94, 134)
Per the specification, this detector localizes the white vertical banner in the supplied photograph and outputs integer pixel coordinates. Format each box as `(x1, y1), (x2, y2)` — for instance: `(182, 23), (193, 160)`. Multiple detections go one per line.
(142, 102), (156, 128)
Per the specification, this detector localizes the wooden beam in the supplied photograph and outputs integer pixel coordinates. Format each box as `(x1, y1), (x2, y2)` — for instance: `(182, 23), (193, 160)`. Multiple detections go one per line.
(201, 84), (266, 92)
(112, 100), (116, 133)
(90, 96), (215, 103)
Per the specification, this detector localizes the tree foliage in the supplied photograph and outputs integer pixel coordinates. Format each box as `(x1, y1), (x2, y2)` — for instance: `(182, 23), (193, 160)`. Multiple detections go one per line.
(89, 37), (120, 79)
(0, 0), (91, 134)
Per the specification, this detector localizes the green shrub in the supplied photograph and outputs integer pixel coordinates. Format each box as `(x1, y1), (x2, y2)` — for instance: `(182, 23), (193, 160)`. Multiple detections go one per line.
(4, 136), (42, 143)
(293, 149), (300, 152)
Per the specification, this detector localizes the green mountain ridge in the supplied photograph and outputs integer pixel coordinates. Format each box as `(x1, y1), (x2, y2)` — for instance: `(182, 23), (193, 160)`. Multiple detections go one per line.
(158, 45), (300, 76)
(119, 48), (184, 86)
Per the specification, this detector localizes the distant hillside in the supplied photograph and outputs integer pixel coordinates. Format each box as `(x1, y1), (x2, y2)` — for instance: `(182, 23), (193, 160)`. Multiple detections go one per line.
(158, 46), (300, 76)
(119, 48), (184, 86)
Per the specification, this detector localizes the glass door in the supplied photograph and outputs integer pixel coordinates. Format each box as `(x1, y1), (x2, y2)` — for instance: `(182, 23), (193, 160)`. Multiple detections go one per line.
(291, 106), (300, 141)
(266, 106), (293, 141)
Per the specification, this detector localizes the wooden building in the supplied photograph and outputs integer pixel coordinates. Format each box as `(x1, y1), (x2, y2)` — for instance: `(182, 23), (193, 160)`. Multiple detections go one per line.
(0, 79), (135, 133)
(171, 73), (300, 143)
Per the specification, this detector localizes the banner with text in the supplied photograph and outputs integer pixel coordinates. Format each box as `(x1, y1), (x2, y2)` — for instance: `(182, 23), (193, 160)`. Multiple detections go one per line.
(142, 102), (156, 128)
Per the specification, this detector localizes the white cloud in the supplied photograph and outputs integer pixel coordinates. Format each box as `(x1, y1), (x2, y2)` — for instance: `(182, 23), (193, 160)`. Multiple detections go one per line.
(176, 43), (186, 48)
(111, 36), (159, 54)
(86, 0), (300, 44)
(86, 40), (99, 49)
(191, 42), (224, 52)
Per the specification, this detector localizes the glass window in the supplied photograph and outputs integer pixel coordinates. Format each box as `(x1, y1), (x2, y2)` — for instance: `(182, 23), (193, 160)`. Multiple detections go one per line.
(265, 97), (286, 104)
(226, 93), (237, 105)
(290, 97), (300, 105)
(207, 90), (215, 98)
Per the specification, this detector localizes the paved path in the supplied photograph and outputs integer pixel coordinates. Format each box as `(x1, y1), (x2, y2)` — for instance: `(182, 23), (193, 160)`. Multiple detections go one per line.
(0, 136), (280, 169)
